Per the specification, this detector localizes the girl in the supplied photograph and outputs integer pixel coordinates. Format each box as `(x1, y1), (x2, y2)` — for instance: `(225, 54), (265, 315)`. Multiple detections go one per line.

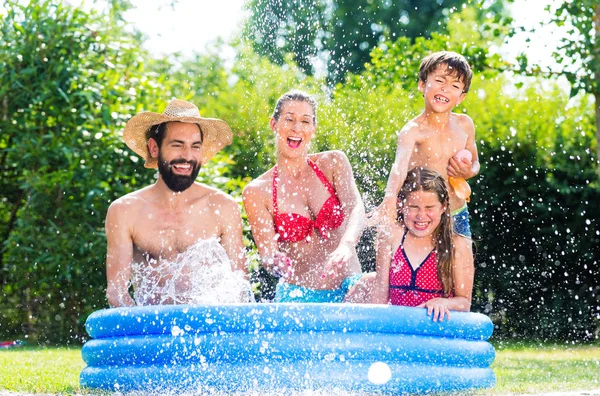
(371, 167), (474, 321)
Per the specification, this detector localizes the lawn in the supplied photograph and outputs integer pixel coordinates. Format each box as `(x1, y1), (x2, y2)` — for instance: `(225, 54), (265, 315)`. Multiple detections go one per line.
(0, 346), (84, 393)
(0, 342), (598, 394)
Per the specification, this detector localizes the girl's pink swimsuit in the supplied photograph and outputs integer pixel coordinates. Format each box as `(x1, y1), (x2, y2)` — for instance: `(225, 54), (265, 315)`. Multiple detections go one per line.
(389, 231), (445, 306)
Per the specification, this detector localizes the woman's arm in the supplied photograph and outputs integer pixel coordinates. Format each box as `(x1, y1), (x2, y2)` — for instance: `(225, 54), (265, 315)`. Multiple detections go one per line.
(321, 151), (366, 275)
(242, 179), (293, 278)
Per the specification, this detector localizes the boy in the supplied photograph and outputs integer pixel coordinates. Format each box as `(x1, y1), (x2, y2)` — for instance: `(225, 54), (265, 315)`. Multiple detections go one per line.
(379, 51), (479, 239)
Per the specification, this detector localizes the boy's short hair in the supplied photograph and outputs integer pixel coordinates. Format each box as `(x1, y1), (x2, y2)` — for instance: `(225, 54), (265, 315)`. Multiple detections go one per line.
(419, 51), (473, 93)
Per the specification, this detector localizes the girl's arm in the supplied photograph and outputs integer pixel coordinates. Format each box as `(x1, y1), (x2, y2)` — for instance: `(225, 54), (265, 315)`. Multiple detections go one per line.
(418, 236), (475, 321)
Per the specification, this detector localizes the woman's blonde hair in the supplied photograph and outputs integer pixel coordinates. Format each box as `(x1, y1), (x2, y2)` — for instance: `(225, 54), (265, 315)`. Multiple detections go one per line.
(398, 167), (454, 296)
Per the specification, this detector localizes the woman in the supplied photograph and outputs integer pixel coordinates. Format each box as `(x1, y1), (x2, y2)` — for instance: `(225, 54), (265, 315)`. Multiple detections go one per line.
(242, 90), (366, 302)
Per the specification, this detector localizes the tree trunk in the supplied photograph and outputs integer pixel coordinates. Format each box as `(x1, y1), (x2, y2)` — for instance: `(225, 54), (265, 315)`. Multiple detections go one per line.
(596, 91), (600, 180)
(595, 4), (600, 179)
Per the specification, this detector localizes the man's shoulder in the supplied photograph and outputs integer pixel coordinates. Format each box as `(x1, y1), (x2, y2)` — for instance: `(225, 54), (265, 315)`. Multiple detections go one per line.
(108, 186), (152, 213)
(193, 183), (235, 204)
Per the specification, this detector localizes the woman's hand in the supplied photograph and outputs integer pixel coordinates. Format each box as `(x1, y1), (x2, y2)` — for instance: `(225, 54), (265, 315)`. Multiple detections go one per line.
(322, 243), (354, 279)
(418, 298), (451, 322)
(264, 251), (294, 279)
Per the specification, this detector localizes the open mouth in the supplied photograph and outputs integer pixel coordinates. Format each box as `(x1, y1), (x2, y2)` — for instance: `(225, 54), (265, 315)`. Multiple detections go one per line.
(287, 137), (302, 149)
(171, 162), (193, 175)
(413, 221), (430, 231)
(434, 95), (449, 103)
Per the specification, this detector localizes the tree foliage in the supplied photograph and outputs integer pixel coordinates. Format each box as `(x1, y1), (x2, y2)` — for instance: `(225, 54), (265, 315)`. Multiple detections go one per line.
(0, 0), (597, 343)
(243, 0), (507, 83)
(549, 0), (600, 178)
(0, 0), (163, 343)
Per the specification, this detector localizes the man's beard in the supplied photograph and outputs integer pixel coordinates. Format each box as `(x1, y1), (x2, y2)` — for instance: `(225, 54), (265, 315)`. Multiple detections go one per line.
(157, 154), (201, 192)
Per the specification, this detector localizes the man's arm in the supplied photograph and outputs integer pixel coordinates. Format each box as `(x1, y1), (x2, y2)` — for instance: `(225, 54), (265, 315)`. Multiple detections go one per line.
(216, 194), (248, 274)
(105, 200), (136, 307)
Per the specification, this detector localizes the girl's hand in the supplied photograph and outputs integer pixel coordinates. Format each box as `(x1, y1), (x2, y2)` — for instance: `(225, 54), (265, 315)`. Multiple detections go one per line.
(418, 298), (451, 322)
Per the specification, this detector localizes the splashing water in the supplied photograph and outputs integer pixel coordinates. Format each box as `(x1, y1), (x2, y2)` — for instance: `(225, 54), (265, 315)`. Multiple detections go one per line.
(130, 237), (253, 305)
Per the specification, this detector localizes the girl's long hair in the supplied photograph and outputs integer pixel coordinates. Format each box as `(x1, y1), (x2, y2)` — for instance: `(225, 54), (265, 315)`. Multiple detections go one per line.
(398, 167), (454, 296)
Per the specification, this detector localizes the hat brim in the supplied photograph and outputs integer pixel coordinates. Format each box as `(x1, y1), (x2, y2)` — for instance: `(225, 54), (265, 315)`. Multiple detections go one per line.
(123, 111), (233, 169)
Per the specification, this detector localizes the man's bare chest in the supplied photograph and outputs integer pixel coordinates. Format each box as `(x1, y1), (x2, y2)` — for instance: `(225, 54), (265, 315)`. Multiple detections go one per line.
(132, 209), (221, 260)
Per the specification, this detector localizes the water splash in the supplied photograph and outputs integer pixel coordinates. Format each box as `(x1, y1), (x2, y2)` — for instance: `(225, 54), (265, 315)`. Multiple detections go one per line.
(130, 237), (253, 305)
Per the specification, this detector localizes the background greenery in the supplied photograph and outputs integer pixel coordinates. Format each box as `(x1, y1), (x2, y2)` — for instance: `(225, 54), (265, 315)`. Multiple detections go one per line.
(0, 0), (598, 344)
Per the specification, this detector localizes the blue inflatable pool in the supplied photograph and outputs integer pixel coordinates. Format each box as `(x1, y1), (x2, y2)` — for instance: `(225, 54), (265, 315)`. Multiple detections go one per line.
(80, 303), (495, 393)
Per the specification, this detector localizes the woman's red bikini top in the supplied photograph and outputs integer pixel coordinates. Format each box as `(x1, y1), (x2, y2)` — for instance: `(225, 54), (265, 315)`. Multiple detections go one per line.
(272, 160), (345, 242)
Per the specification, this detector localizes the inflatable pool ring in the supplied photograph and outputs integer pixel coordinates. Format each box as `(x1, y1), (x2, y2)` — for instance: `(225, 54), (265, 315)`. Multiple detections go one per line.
(80, 304), (495, 393)
(449, 149), (473, 202)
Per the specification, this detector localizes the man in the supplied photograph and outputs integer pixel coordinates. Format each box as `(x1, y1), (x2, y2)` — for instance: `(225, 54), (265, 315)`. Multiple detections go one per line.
(105, 99), (249, 307)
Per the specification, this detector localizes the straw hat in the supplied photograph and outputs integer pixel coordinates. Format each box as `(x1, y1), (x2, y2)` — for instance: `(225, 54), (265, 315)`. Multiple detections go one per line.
(123, 99), (233, 168)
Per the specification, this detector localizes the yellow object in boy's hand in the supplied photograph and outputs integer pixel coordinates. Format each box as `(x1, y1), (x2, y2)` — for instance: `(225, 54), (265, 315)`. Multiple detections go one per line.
(448, 177), (471, 202)
(448, 149), (472, 202)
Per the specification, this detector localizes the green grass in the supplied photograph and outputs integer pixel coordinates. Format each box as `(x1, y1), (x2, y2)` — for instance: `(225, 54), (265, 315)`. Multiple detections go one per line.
(0, 346), (84, 394)
(486, 341), (600, 394)
(0, 342), (598, 394)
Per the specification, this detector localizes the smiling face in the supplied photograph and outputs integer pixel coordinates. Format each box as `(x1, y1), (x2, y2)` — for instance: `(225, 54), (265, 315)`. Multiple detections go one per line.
(149, 121), (203, 192)
(401, 190), (445, 239)
(419, 64), (467, 113)
(270, 100), (316, 157)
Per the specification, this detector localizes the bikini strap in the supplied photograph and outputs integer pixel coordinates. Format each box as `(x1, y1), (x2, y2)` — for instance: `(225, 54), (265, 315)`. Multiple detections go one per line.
(272, 166), (279, 217)
(401, 228), (409, 245)
(308, 159), (336, 196)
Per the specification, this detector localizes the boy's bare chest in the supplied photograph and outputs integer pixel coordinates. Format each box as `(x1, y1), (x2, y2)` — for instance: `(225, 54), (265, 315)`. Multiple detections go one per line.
(411, 127), (468, 170)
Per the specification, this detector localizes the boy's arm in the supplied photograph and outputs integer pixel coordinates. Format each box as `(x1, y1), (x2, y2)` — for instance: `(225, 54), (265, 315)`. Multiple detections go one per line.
(448, 116), (480, 179)
(376, 125), (418, 221)
(385, 126), (418, 197)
